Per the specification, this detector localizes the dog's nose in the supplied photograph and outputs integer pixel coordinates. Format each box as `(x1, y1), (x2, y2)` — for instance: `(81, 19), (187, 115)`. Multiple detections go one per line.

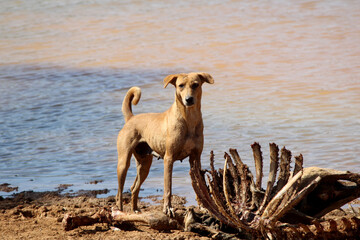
(185, 96), (194, 106)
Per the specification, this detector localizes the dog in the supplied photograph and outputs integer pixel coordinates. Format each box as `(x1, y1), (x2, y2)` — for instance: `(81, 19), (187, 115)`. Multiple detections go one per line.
(116, 72), (214, 216)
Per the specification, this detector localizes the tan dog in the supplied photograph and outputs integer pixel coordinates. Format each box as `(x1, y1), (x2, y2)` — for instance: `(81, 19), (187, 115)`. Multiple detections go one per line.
(116, 72), (214, 216)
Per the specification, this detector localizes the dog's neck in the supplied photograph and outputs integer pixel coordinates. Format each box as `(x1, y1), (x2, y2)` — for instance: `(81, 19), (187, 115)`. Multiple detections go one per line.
(174, 96), (202, 126)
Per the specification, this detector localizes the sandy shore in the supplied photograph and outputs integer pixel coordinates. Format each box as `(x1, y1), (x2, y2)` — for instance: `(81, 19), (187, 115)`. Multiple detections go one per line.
(0, 185), (208, 240)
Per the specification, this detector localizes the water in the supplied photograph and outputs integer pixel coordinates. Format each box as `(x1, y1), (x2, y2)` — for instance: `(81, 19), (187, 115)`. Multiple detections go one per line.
(1, 0), (359, 205)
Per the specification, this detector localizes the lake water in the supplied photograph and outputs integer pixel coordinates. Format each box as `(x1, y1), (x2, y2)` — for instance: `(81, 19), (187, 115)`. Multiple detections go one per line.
(1, 0), (359, 205)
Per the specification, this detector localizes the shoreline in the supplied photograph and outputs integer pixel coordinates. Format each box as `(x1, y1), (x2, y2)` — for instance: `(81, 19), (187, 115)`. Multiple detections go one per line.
(2, 182), (359, 239)
(0, 180), (360, 240)
(0, 184), (206, 240)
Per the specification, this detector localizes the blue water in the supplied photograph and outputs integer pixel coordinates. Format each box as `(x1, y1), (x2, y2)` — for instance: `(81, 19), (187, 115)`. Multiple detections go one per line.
(0, 65), (177, 197)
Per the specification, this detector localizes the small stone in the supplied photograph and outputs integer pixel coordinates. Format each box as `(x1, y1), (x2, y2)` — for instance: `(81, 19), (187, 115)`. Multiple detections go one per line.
(110, 226), (121, 231)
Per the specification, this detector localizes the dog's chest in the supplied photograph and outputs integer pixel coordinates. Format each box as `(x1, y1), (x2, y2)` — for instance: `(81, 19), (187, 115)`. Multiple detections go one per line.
(174, 131), (201, 160)
(165, 115), (203, 159)
(183, 137), (195, 152)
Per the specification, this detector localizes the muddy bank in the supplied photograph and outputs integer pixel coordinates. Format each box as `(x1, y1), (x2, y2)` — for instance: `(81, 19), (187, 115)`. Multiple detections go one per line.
(1, 183), (359, 240)
(0, 186), (206, 240)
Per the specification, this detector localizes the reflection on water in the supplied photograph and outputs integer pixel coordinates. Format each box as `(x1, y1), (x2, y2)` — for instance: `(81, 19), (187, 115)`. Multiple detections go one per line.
(0, 0), (359, 204)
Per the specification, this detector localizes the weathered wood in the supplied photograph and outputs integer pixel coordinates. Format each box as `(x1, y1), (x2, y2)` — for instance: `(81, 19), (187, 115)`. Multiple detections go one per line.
(207, 174), (241, 227)
(63, 208), (181, 231)
(251, 142), (263, 190)
(276, 147), (292, 191)
(293, 154), (303, 176)
(224, 152), (240, 199)
(223, 157), (238, 219)
(189, 143), (360, 239)
(229, 148), (257, 209)
(229, 148), (247, 205)
(189, 158), (240, 229)
(63, 212), (106, 231)
(112, 209), (181, 230)
(257, 143), (279, 215)
(295, 167), (360, 218)
(208, 152), (237, 224)
(262, 170), (304, 219)
(271, 175), (321, 222)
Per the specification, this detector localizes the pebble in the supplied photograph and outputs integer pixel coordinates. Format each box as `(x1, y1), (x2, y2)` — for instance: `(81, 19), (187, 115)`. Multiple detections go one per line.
(110, 226), (121, 231)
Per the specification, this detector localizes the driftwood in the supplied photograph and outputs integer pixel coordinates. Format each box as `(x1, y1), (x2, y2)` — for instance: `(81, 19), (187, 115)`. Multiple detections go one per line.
(62, 208), (111, 231)
(63, 207), (181, 231)
(62, 206), (237, 238)
(189, 142), (360, 239)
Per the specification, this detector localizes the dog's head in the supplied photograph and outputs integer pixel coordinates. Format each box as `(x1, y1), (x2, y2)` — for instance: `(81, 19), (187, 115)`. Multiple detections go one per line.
(163, 72), (214, 107)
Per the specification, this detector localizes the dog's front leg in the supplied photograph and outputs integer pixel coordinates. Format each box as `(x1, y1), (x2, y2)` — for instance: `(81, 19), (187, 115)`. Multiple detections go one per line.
(163, 154), (174, 217)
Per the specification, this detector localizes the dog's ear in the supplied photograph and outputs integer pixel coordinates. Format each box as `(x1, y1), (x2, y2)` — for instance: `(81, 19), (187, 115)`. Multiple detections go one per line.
(197, 72), (214, 84)
(163, 74), (179, 88)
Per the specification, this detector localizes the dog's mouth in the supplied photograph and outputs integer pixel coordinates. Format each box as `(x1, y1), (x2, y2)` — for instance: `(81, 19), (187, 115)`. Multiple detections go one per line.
(185, 102), (195, 107)
(184, 96), (195, 106)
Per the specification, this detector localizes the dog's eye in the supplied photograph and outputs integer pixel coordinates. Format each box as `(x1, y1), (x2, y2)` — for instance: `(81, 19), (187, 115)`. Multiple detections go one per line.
(191, 83), (199, 89)
(178, 84), (185, 88)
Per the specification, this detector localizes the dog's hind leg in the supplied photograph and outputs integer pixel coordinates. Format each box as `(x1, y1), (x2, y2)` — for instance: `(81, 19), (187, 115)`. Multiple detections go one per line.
(131, 153), (153, 211)
(130, 142), (153, 193)
(116, 151), (132, 211)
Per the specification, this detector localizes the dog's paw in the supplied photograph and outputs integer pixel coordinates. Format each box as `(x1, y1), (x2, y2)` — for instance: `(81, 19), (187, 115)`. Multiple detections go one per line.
(163, 206), (175, 218)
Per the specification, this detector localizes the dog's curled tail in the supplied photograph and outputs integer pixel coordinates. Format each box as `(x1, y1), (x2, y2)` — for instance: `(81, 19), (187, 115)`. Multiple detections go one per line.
(122, 87), (141, 122)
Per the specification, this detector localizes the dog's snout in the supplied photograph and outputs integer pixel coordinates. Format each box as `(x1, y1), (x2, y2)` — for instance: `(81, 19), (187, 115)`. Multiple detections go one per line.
(185, 96), (194, 106)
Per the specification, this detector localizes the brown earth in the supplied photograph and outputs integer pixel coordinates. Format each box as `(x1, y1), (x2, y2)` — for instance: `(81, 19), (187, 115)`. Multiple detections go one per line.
(0, 187), (208, 240)
(1, 185), (359, 240)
